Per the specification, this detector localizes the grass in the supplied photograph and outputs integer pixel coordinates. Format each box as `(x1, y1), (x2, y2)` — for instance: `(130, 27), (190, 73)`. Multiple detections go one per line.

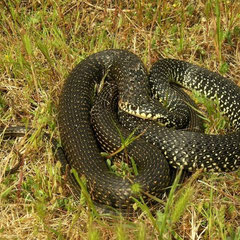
(0, 0), (240, 239)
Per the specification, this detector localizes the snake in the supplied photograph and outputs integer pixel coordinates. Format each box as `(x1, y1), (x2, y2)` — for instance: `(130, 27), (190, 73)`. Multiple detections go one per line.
(1, 49), (240, 210)
(58, 49), (240, 207)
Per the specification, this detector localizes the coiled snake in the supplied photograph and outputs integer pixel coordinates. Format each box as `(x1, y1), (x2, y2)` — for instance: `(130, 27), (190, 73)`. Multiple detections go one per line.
(2, 49), (240, 209)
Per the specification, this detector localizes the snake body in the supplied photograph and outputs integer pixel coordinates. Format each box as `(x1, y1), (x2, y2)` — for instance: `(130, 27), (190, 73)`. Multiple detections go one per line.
(58, 49), (240, 208)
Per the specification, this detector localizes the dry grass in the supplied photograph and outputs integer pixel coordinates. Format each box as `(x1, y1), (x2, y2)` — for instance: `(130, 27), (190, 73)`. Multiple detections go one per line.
(0, 0), (240, 239)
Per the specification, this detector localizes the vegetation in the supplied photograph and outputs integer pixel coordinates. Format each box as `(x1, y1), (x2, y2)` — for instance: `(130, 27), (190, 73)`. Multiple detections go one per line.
(0, 0), (240, 239)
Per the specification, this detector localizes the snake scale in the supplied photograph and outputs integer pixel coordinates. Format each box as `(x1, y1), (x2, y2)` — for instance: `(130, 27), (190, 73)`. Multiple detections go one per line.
(2, 49), (240, 210)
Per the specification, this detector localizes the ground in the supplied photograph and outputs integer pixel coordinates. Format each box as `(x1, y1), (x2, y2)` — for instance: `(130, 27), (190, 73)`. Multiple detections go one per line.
(0, 1), (240, 239)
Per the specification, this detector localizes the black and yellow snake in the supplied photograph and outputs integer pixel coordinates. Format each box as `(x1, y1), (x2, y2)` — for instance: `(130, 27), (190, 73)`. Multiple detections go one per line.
(2, 49), (240, 209)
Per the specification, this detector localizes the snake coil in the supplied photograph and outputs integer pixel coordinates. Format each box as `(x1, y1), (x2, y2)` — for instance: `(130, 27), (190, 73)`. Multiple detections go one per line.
(58, 49), (240, 208)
